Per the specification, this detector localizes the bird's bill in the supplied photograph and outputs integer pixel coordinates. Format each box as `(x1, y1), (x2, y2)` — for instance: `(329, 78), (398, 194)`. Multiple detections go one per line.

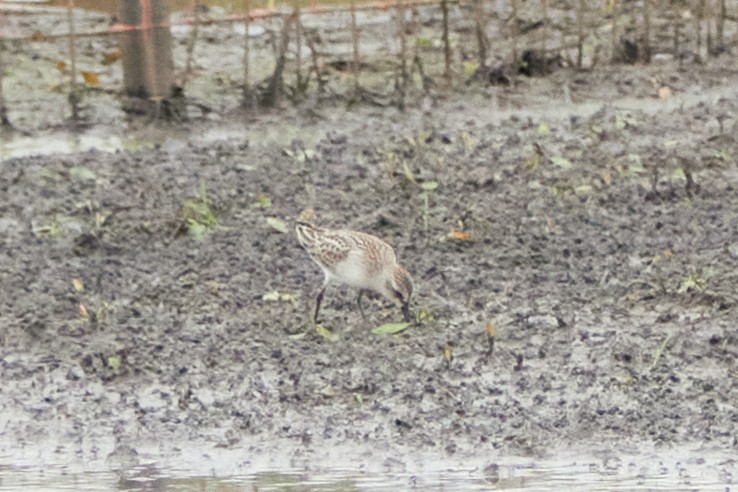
(402, 302), (414, 322)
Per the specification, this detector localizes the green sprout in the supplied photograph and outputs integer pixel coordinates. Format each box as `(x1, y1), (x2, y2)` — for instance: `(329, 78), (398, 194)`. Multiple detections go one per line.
(180, 181), (217, 239)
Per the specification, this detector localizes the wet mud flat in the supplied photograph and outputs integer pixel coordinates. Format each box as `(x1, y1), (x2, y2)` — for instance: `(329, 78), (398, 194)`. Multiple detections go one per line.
(2, 44), (738, 491)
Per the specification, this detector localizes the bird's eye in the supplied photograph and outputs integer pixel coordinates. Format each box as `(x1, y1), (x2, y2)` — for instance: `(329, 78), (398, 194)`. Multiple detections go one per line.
(392, 289), (405, 302)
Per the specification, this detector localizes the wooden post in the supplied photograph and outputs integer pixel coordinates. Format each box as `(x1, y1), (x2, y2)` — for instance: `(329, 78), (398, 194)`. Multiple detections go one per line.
(118, 0), (174, 101)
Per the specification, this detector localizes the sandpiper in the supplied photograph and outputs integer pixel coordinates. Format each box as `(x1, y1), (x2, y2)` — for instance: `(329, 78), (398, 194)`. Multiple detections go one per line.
(295, 209), (414, 323)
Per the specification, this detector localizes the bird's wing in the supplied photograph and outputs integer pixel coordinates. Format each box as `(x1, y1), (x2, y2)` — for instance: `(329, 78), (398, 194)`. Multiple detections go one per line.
(309, 230), (354, 270)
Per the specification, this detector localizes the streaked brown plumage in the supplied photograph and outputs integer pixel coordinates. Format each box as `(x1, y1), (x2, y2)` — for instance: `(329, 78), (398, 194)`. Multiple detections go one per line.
(295, 208), (414, 322)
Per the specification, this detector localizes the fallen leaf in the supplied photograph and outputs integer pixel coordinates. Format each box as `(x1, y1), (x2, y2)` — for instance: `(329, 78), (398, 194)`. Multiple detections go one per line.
(102, 48), (121, 65)
(95, 212), (108, 228)
(319, 385), (336, 397)
(402, 161), (416, 183)
(420, 181), (439, 191)
(448, 229), (471, 241)
(107, 355), (121, 370)
(461, 131), (475, 153)
(254, 193), (271, 208)
(187, 221), (208, 239)
(31, 31), (45, 41)
(316, 324), (338, 341)
(56, 60), (67, 73)
(443, 342), (454, 364)
(81, 71), (100, 87)
(372, 322), (410, 335)
(79, 303), (89, 320)
(69, 166), (96, 181)
(72, 278), (84, 293)
(262, 291), (281, 301)
(463, 61), (478, 75)
(266, 217), (288, 233)
(550, 156), (573, 168)
(262, 290), (295, 302)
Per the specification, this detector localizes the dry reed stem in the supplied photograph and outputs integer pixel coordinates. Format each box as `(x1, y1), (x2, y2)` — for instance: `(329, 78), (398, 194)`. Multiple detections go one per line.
(643, 0), (651, 62)
(696, 0), (704, 61)
(66, 0), (79, 121)
(0, 3), (9, 127)
(474, 0), (487, 68)
(541, 0), (548, 51)
(350, 0), (360, 93)
(396, 0), (408, 108)
(441, 0), (451, 84)
(294, 1), (303, 92)
(717, 0), (726, 47)
(576, 0), (584, 67)
(511, 0), (518, 65)
(610, 0), (618, 62)
(242, 0), (254, 106)
(181, 0), (200, 88)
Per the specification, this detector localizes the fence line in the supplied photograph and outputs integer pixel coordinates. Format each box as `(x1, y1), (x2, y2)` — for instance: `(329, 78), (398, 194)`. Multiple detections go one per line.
(0, 0), (736, 127)
(0, 0), (458, 41)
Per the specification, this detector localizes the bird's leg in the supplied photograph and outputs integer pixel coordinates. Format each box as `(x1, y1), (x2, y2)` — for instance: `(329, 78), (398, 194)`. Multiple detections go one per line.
(356, 289), (367, 319)
(314, 285), (326, 324)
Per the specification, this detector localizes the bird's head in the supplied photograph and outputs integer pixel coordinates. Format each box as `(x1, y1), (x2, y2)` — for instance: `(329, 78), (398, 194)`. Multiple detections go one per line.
(385, 265), (414, 322)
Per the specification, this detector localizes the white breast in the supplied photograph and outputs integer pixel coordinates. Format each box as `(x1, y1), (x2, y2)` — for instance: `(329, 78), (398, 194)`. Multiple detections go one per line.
(327, 250), (387, 293)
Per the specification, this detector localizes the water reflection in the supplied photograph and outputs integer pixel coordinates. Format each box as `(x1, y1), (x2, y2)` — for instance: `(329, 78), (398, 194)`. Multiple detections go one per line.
(0, 450), (734, 492)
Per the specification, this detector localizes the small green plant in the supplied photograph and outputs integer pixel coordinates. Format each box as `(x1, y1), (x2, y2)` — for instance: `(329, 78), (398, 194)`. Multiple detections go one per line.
(32, 215), (64, 237)
(714, 148), (732, 162)
(650, 334), (673, 370)
(180, 181), (217, 239)
(677, 271), (708, 293)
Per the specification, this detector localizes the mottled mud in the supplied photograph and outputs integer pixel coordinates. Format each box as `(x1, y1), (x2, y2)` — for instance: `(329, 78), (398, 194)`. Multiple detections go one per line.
(2, 4), (738, 490)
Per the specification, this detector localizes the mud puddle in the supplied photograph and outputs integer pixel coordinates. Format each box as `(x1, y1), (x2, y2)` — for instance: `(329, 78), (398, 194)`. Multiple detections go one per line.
(3, 78), (735, 161)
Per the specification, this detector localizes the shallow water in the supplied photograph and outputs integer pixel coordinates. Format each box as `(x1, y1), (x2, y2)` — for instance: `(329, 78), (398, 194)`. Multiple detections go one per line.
(1, 446), (734, 492)
(2, 81), (735, 162)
